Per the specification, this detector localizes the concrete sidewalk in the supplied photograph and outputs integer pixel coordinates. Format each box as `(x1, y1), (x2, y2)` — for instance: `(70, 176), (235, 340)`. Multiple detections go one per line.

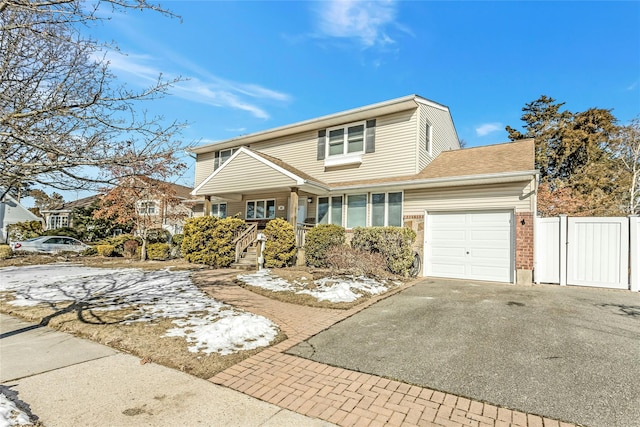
(0, 313), (333, 427)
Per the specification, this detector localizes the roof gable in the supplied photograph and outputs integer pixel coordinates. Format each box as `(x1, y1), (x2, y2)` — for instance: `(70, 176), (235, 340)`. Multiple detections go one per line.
(192, 147), (328, 196)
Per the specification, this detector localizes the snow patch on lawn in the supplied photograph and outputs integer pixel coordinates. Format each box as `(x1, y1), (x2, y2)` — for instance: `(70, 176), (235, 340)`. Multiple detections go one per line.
(237, 269), (398, 303)
(0, 265), (278, 356)
(0, 393), (31, 427)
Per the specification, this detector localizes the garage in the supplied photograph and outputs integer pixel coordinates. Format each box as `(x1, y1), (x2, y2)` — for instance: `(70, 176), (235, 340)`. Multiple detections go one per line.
(425, 210), (514, 283)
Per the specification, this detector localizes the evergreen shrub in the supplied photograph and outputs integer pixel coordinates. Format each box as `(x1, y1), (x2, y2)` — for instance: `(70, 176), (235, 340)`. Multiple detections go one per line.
(304, 224), (346, 267)
(182, 216), (246, 267)
(0, 245), (12, 260)
(263, 218), (296, 268)
(96, 244), (115, 257)
(7, 221), (43, 241)
(351, 226), (416, 276)
(147, 242), (170, 260)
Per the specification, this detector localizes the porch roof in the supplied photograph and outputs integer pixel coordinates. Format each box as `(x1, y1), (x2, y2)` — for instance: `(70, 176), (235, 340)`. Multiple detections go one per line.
(192, 147), (329, 197)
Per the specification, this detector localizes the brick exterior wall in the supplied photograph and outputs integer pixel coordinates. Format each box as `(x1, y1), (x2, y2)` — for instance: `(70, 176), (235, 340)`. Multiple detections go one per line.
(515, 212), (534, 270)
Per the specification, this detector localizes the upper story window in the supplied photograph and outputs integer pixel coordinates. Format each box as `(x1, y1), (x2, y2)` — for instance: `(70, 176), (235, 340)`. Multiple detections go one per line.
(328, 123), (365, 157)
(317, 119), (376, 167)
(425, 122), (432, 155)
(137, 201), (157, 215)
(214, 148), (237, 171)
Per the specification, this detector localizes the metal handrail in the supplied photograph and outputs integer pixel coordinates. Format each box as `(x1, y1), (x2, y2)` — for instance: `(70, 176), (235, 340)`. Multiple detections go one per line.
(233, 222), (258, 263)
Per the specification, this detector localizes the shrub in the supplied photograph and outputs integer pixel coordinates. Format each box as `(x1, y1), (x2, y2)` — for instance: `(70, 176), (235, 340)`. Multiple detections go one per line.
(171, 233), (184, 247)
(99, 234), (142, 256)
(147, 243), (170, 260)
(96, 244), (115, 257)
(41, 227), (81, 239)
(262, 218), (296, 268)
(8, 220), (43, 241)
(304, 224), (346, 267)
(81, 246), (97, 256)
(146, 228), (171, 244)
(123, 239), (139, 258)
(325, 246), (386, 277)
(0, 245), (12, 260)
(351, 226), (416, 276)
(182, 216), (246, 267)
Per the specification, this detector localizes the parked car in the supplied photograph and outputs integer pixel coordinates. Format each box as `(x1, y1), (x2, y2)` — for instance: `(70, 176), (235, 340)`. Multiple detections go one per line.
(10, 236), (90, 254)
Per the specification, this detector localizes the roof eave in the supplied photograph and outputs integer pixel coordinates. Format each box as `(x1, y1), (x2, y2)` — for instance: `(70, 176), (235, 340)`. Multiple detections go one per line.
(189, 95), (427, 154)
(332, 170), (540, 192)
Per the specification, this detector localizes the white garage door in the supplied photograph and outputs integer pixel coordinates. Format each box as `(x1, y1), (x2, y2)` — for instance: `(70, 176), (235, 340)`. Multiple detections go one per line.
(425, 211), (513, 283)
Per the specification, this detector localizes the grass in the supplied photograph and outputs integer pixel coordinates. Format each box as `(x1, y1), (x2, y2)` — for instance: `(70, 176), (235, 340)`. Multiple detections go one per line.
(0, 254), (407, 378)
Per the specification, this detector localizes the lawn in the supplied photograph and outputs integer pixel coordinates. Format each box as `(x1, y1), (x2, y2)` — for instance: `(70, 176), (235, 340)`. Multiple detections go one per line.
(0, 255), (409, 379)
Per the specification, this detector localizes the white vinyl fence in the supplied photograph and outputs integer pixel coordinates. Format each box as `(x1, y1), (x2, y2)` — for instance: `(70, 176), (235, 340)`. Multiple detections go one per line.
(535, 216), (639, 291)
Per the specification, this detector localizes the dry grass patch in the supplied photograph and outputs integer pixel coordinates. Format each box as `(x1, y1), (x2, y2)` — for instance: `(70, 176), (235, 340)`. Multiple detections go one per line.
(0, 254), (205, 271)
(0, 296), (285, 379)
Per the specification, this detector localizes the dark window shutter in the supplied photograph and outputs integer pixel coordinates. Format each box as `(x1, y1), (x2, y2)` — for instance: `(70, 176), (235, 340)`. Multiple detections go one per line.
(317, 130), (326, 160)
(365, 119), (376, 153)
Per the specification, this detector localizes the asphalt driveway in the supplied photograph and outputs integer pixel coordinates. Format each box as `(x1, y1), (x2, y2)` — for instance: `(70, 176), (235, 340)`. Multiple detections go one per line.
(287, 279), (640, 427)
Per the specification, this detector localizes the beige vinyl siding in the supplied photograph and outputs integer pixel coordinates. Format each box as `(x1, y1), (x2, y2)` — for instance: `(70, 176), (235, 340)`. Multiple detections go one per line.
(197, 152), (297, 195)
(256, 109), (419, 183)
(418, 104), (460, 171)
(227, 192), (291, 220)
(194, 151), (215, 188)
(403, 180), (535, 214)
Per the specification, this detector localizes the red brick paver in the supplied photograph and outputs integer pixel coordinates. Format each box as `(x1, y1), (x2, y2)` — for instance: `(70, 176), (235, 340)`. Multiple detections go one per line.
(199, 271), (578, 427)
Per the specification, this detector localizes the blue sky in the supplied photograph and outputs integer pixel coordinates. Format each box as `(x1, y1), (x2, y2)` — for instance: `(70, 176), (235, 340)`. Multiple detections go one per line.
(60, 0), (640, 198)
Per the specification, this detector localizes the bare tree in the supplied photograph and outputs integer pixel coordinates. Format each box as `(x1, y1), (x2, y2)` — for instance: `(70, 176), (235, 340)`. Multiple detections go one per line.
(612, 117), (640, 214)
(0, 0), (187, 199)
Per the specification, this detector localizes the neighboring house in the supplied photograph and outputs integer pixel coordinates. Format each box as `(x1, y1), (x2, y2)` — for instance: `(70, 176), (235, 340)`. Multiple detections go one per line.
(189, 95), (537, 284)
(131, 179), (200, 235)
(41, 195), (100, 231)
(0, 193), (43, 243)
(41, 181), (200, 236)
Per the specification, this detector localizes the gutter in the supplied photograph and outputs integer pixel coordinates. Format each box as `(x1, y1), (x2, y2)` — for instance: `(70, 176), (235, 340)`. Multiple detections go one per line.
(330, 170), (540, 192)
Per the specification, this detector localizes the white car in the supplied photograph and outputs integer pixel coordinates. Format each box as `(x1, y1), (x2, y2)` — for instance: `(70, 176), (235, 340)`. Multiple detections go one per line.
(10, 236), (90, 254)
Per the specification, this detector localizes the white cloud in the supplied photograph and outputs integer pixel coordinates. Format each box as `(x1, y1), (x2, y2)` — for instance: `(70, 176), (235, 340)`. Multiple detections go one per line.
(93, 50), (290, 120)
(627, 81), (638, 91)
(314, 0), (399, 48)
(475, 122), (503, 137)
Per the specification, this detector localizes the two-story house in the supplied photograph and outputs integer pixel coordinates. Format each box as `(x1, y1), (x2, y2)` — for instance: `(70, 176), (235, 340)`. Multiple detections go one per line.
(190, 95), (537, 284)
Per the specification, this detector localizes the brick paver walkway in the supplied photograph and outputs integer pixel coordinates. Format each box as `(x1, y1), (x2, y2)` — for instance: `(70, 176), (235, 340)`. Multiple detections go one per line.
(198, 271), (578, 427)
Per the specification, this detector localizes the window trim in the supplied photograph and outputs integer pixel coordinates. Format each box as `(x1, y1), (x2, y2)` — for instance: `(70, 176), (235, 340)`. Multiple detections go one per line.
(370, 191), (403, 227)
(246, 199), (276, 220)
(426, 122), (433, 155)
(325, 121), (366, 158)
(214, 148), (238, 170)
(316, 196), (343, 226)
(210, 202), (227, 218)
(137, 200), (158, 216)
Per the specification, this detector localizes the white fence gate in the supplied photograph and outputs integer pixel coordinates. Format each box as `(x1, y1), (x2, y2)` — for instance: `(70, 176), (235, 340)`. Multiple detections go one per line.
(535, 216), (639, 291)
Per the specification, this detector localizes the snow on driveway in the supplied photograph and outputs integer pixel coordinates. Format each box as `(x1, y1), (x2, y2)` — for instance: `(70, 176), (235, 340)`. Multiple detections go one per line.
(237, 269), (399, 303)
(0, 265), (278, 355)
(0, 392), (31, 427)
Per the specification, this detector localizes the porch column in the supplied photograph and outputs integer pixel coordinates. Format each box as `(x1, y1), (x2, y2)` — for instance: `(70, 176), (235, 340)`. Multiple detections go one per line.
(204, 196), (211, 217)
(289, 187), (298, 227)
